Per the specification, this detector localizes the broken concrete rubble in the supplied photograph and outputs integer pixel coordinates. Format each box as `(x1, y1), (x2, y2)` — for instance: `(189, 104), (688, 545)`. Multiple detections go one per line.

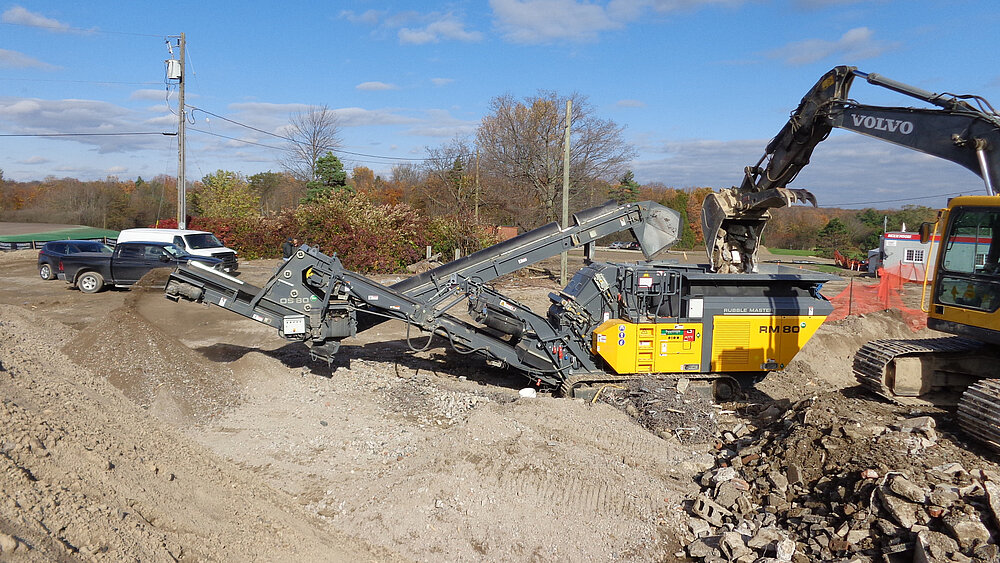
(681, 395), (1000, 562)
(942, 510), (992, 551)
(887, 474), (928, 504)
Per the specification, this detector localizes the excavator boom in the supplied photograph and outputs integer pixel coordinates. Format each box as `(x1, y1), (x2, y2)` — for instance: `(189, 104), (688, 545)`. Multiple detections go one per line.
(703, 66), (1000, 273)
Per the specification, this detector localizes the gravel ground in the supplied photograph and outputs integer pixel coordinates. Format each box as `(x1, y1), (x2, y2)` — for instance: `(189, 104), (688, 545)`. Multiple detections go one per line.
(2, 248), (995, 561)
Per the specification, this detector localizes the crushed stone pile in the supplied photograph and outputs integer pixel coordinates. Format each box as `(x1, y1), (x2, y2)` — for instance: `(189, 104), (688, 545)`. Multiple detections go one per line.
(680, 393), (1000, 562)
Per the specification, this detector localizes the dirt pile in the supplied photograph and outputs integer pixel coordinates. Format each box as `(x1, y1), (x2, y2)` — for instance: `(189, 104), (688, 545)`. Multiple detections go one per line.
(63, 271), (242, 424)
(191, 353), (713, 561)
(757, 310), (944, 400)
(680, 392), (1000, 562)
(5, 248), (1000, 562)
(0, 304), (390, 561)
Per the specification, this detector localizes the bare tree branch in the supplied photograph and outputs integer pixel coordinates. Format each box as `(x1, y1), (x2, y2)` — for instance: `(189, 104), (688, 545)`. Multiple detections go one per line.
(280, 105), (342, 182)
(476, 91), (636, 227)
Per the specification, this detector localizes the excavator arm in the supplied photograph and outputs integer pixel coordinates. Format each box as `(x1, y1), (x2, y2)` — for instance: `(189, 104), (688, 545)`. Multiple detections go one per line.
(703, 65), (1000, 273)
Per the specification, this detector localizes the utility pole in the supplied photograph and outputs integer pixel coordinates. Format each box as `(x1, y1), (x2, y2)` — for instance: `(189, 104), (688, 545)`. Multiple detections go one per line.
(560, 100), (572, 286)
(475, 146), (480, 222)
(176, 33), (186, 229)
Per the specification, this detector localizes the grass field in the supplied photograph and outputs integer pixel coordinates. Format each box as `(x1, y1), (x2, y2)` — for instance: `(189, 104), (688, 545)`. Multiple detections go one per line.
(766, 248), (817, 257)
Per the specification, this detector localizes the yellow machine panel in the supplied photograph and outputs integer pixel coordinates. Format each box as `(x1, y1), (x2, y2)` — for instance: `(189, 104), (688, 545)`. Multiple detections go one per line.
(592, 320), (704, 374)
(711, 315), (825, 372)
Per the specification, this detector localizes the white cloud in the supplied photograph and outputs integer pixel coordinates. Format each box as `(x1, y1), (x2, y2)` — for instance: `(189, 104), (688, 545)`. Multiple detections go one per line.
(632, 134), (984, 209)
(791, 0), (878, 9)
(228, 102), (313, 115)
(616, 99), (646, 108)
(767, 27), (897, 66)
(342, 8), (481, 45)
(490, 0), (623, 43)
(339, 9), (384, 25)
(645, 0), (747, 12)
(1, 6), (71, 31)
(0, 96), (169, 153)
(0, 48), (59, 70)
(144, 114), (178, 127)
(399, 15), (484, 44)
(331, 107), (422, 128)
(431, 78), (455, 87)
(18, 156), (49, 165)
(130, 89), (168, 101)
(356, 81), (399, 91)
(490, 0), (745, 43)
(403, 109), (478, 138)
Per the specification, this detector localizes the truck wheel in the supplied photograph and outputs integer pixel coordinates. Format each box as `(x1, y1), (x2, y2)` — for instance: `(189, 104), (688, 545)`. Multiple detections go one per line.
(39, 263), (55, 280)
(77, 272), (104, 294)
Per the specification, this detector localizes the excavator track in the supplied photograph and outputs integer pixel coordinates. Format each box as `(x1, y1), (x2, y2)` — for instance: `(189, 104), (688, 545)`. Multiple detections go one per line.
(957, 379), (1000, 452)
(853, 337), (983, 406)
(856, 338), (1000, 452)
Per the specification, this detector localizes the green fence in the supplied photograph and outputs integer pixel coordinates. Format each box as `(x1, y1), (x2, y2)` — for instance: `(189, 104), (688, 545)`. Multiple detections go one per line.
(0, 226), (120, 250)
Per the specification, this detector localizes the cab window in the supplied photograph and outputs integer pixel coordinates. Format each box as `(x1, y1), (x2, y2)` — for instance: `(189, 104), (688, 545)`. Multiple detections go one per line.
(185, 233), (223, 250)
(939, 208), (1000, 274)
(144, 245), (169, 260)
(118, 245), (143, 260)
(936, 207), (1000, 312)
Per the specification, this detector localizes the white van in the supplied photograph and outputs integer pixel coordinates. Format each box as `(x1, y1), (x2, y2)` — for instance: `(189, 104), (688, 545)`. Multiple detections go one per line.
(116, 228), (238, 272)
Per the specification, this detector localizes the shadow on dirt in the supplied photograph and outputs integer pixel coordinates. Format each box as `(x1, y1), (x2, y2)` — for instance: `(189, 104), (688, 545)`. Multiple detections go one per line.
(192, 337), (529, 391)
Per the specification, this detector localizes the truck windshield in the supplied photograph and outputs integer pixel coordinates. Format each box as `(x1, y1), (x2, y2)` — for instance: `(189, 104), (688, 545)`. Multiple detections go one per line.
(184, 233), (224, 250)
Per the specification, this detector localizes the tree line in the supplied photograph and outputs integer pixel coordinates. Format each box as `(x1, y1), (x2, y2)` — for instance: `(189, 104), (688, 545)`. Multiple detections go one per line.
(0, 90), (937, 271)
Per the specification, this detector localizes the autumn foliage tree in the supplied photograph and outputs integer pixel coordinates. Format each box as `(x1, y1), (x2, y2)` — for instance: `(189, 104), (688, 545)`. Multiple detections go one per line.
(421, 137), (477, 218)
(476, 91), (636, 229)
(195, 170), (260, 218)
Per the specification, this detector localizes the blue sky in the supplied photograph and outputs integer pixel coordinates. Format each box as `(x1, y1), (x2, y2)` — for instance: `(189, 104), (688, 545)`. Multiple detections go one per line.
(2, 0), (998, 210)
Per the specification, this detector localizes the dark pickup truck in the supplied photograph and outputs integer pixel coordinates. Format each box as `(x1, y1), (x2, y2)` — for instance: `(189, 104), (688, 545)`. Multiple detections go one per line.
(59, 241), (223, 293)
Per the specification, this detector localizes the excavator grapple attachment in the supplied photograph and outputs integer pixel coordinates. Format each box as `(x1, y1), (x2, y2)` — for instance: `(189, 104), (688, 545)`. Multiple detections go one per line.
(701, 187), (817, 273)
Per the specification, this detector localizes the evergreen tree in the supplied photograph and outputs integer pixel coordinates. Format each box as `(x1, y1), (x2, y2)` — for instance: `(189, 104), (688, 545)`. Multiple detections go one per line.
(302, 152), (351, 203)
(610, 170), (640, 204)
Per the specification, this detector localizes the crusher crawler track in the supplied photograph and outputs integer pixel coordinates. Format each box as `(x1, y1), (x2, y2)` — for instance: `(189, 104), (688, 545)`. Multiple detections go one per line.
(853, 337), (984, 406)
(957, 379), (1000, 451)
(558, 372), (751, 402)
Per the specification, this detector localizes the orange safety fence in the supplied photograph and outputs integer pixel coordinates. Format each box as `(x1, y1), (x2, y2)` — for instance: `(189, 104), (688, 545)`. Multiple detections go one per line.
(826, 264), (927, 331)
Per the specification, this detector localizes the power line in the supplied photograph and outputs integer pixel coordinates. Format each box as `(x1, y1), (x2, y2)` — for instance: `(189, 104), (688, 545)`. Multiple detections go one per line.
(188, 127), (282, 150)
(186, 105), (455, 163)
(186, 127), (440, 168)
(824, 189), (977, 207)
(0, 132), (174, 137)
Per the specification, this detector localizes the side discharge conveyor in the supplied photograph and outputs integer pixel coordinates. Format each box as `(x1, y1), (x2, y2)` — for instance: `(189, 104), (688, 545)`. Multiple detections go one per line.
(164, 200), (834, 395)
